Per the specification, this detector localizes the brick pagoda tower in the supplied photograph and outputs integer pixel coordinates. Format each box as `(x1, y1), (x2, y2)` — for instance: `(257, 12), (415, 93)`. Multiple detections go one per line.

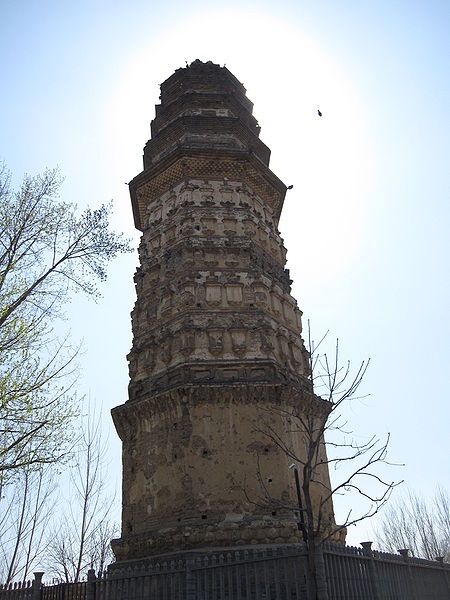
(112, 60), (335, 562)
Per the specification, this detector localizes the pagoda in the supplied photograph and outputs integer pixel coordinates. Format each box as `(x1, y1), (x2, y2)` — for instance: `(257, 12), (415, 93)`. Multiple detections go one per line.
(111, 60), (335, 561)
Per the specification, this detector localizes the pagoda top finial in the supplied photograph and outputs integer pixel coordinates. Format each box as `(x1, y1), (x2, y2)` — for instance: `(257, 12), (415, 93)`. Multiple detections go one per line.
(160, 60), (248, 105)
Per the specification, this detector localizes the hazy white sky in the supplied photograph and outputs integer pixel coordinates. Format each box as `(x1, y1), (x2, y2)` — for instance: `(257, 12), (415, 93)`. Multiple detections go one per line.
(1, 0), (449, 547)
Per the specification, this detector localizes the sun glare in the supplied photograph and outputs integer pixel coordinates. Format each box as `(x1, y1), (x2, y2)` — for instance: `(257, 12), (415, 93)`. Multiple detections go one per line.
(107, 8), (375, 282)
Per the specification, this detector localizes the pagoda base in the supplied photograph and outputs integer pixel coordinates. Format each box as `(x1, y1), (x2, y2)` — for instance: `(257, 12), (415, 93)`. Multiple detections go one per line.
(111, 517), (301, 562)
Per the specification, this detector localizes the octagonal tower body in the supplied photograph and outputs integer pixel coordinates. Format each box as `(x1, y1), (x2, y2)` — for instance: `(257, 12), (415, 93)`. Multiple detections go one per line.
(112, 60), (336, 561)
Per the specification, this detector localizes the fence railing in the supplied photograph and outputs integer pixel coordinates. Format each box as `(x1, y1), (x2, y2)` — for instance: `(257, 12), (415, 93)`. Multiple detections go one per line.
(1, 542), (449, 600)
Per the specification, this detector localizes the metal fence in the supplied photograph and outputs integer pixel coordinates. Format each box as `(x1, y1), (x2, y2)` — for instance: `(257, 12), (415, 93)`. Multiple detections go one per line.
(41, 581), (87, 600)
(0, 581), (33, 600)
(1, 542), (449, 600)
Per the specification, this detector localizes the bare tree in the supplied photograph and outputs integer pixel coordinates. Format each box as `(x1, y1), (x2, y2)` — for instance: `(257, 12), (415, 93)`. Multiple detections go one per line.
(0, 465), (56, 584)
(45, 408), (117, 582)
(250, 328), (403, 599)
(0, 163), (131, 479)
(375, 488), (450, 562)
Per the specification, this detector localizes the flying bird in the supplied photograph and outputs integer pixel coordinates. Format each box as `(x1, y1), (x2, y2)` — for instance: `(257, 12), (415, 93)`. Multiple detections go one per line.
(318, 109), (323, 117)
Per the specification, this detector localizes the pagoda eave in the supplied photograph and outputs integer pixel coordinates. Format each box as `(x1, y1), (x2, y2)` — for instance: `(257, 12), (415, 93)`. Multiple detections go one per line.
(129, 147), (287, 231)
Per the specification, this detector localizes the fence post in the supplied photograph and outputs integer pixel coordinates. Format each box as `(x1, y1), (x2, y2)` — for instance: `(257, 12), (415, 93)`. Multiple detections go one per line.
(398, 549), (418, 600)
(435, 558), (450, 597)
(32, 572), (44, 600)
(361, 542), (381, 600)
(315, 544), (329, 600)
(185, 558), (196, 600)
(86, 568), (96, 600)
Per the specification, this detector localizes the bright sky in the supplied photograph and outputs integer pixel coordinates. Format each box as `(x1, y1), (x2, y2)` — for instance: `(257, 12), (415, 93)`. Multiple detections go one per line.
(1, 0), (449, 548)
